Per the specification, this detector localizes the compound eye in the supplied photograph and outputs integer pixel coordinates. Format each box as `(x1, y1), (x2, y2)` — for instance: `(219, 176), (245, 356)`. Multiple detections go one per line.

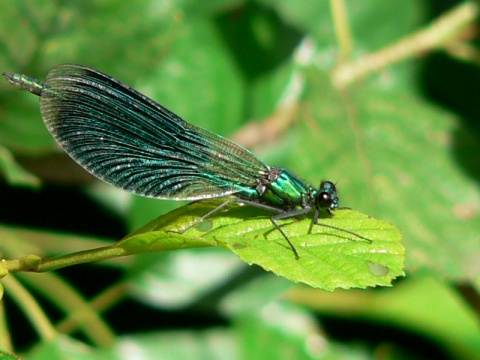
(318, 191), (333, 207)
(316, 181), (339, 210)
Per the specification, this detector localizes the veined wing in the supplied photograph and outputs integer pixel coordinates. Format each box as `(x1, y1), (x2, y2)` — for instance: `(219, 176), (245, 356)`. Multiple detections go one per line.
(39, 64), (269, 200)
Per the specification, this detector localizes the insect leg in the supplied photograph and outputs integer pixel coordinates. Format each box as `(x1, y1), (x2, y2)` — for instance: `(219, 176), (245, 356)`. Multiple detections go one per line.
(221, 201), (307, 259)
(176, 198), (305, 259)
(313, 209), (372, 243)
(270, 207), (312, 259)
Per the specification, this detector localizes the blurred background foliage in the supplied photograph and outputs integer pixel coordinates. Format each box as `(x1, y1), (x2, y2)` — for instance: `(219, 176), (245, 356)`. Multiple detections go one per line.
(0, 0), (479, 359)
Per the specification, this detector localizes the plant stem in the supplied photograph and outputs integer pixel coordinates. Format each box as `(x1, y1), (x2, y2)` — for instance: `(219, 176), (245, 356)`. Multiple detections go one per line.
(3, 276), (57, 342)
(330, 0), (353, 62)
(332, 1), (479, 88)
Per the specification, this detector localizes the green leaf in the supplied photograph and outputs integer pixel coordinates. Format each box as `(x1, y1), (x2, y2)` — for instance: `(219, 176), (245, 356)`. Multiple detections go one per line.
(0, 350), (21, 360)
(125, 249), (244, 309)
(138, 19), (245, 137)
(25, 335), (100, 360)
(0, 145), (40, 187)
(119, 201), (404, 291)
(236, 303), (321, 360)
(288, 273), (480, 360)
(106, 329), (240, 360)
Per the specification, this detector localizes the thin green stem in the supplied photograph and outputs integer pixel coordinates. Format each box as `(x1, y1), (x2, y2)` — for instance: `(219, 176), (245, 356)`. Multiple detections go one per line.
(19, 272), (116, 347)
(57, 282), (126, 334)
(0, 292), (13, 352)
(1, 245), (127, 274)
(3, 276), (57, 342)
(34, 246), (127, 273)
(330, 0), (353, 62)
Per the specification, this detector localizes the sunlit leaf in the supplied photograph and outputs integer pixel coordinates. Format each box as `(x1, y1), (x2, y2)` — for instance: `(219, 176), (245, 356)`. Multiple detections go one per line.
(119, 201), (404, 290)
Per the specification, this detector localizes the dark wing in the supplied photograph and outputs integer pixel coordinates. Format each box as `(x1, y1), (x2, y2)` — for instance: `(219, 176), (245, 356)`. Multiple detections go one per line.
(39, 64), (268, 200)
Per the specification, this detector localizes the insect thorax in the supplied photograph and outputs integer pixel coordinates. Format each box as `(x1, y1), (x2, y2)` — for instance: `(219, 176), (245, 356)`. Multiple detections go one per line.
(252, 167), (311, 208)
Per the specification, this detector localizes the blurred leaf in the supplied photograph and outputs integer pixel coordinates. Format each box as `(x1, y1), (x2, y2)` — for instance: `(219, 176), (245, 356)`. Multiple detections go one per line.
(220, 274), (293, 317)
(120, 201), (404, 290)
(0, 224), (114, 259)
(0, 145), (40, 187)
(25, 335), (99, 360)
(126, 249), (244, 309)
(263, 0), (423, 49)
(0, 84), (55, 154)
(107, 329), (240, 360)
(345, 0), (426, 51)
(126, 196), (185, 232)
(0, 350), (21, 360)
(236, 303), (321, 360)
(288, 273), (480, 360)
(105, 318), (373, 360)
(137, 19), (245, 137)
(0, 1), (57, 70)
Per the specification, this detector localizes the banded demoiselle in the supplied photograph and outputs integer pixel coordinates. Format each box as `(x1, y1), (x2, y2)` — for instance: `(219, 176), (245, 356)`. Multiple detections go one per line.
(3, 64), (369, 259)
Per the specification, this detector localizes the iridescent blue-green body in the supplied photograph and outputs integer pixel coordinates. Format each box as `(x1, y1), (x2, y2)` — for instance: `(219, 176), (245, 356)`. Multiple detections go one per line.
(3, 64), (342, 259)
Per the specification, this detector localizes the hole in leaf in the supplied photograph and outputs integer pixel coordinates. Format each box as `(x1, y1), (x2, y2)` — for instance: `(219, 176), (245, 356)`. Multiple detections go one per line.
(195, 221), (213, 232)
(232, 242), (247, 250)
(367, 261), (389, 276)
